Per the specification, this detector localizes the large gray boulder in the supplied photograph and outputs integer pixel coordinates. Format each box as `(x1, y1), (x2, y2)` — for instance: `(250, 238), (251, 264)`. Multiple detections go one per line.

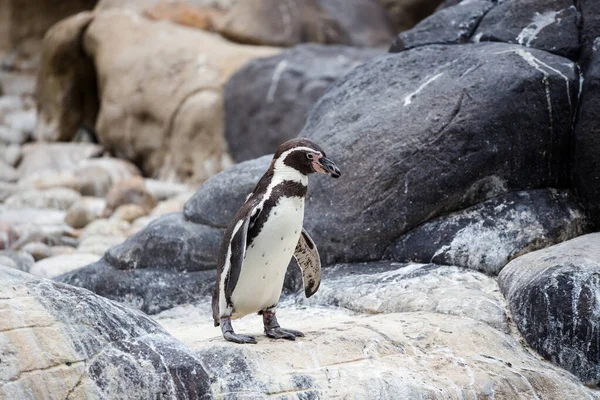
(0, 266), (211, 399)
(499, 233), (600, 385)
(224, 45), (381, 162)
(299, 42), (577, 264)
(384, 189), (589, 275)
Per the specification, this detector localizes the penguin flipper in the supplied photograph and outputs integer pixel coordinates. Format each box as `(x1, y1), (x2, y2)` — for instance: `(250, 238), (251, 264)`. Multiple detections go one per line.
(224, 216), (250, 304)
(293, 229), (321, 298)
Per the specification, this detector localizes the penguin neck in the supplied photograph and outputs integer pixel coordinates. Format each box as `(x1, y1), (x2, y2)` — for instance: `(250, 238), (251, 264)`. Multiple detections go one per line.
(271, 161), (308, 188)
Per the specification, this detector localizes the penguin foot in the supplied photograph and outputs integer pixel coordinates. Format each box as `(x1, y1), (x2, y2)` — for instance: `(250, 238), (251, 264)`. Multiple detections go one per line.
(265, 327), (304, 340)
(223, 331), (258, 344)
(220, 316), (257, 344)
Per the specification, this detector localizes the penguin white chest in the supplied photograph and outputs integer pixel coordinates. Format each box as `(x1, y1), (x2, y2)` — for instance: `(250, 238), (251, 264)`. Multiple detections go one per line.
(230, 196), (304, 319)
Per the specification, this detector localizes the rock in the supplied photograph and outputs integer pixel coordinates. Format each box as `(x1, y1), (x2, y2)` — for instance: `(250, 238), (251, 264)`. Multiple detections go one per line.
(111, 203), (148, 223)
(224, 44), (382, 162)
(144, 178), (192, 201)
(0, 250), (35, 272)
(77, 235), (127, 256)
(2, 108), (36, 143)
(143, 0), (222, 31)
(376, 0), (446, 31)
(21, 242), (52, 261)
(5, 188), (81, 210)
(0, 143), (22, 166)
(103, 177), (157, 217)
(0, 182), (18, 201)
(29, 253), (101, 278)
(34, 12), (98, 142)
(64, 197), (105, 229)
(573, 39), (600, 228)
(389, 0), (494, 52)
(17, 142), (103, 179)
(0, 266), (211, 399)
(304, 262), (507, 331)
(499, 233), (600, 385)
(9, 224), (79, 250)
(0, 159), (19, 182)
(578, 0), (600, 67)
(149, 192), (194, 219)
(75, 157), (141, 197)
(384, 189), (589, 275)
(0, 207), (66, 230)
(81, 218), (130, 241)
(472, 0), (580, 59)
(57, 258), (217, 314)
(187, 43), (578, 265)
(0, 125), (27, 145)
(0, 221), (19, 250)
(184, 155), (270, 227)
(50, 245), (76, 256)
(155, 303), (596, 398)
(95, 0), (239, 13)
(44, 10), (278, 183)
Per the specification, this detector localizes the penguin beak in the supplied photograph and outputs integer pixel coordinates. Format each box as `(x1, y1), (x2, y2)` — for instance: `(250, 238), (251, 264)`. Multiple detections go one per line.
(315, 156), (341, 178)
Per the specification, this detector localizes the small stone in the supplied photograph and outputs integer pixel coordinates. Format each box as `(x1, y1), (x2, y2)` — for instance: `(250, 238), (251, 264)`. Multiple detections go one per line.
(65, 197), (105, 229)
(5, 188), (81, 210)
(2, 109), (36, 143)
(77, 235), (127, 256)
(103, 177), (157, 217)
(21, 242), (52, 261)
(111, 204), (148, 223)
(29, 253), (101, 279)
(81, 218), (130, 241)
(50, 246), (77, 257)
(0, 221), (19, 250)
(0, 250), (35, 272)
(144, 179), (192, 201)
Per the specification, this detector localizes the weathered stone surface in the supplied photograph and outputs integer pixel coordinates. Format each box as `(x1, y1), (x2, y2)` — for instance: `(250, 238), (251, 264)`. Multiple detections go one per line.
(499, 233), (600, 385)
(156, 303), (596, 399)
(0, 266), (212, 399)
(473, 0), (580, 59)
(29, 253), (101, 279)
(82, 10), (278, 183)
(376, 0), (445, 31)
(384, 189), (589, 275)
(389, 0), (493, 52)
(5, 188), (81, 210)
(225, 44), (381, 162)
(184, 155), (270, 227)
(35, 12), (98, 142)
(573, 39), (600, 229)
(304, 262), (508, 331)
(218, 0), (394, 47)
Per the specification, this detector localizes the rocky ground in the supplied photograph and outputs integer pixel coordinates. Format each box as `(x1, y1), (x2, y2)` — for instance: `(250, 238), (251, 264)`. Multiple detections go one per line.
(2, 0), (600, 398)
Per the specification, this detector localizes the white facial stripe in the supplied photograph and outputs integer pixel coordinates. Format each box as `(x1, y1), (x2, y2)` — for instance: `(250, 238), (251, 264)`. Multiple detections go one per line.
(219, 218), (245, 317)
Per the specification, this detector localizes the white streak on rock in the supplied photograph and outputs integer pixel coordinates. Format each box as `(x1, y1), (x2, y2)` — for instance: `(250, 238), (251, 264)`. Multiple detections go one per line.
(266, 60), (288, 103)
(516, 11), (558, 47)
(403, 73), (443, 107)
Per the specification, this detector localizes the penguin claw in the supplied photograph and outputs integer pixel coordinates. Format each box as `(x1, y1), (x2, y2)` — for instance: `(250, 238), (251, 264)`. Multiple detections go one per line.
(223, 331), (257, 344)
(265, 327), (304, 340)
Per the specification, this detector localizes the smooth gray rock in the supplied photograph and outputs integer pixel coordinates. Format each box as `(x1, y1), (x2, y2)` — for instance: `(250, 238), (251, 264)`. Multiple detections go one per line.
(0, 250), (34, 272)
(499, 233), (600, 385)
(384, 189), (589, 274)
(304, 261), (508, 331)
(473, 0), (580, 59)
(0, 266), (212, 399)
(224, 45), (381, 162)
(389, 0), (494, 51)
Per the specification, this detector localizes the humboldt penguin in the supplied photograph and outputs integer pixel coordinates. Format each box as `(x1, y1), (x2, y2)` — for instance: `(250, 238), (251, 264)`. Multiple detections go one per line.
(212, 138), (341, 344)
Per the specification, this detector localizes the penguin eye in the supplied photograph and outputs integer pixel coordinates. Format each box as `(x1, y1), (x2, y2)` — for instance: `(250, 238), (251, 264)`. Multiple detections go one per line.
(306, 153), (314, 160)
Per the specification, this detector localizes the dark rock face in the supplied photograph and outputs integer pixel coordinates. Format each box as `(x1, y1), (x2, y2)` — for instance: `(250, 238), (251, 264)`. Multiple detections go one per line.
(301, 42), (577, 264)
(498, 233), (600, 385)
(105, 212), (222, 272)
(1, 266), (212, 398)
(573, 40), (600, 229)
(578, 0), (600, 67)
(184, 156), (271, 227)
(390, 0), (494, 52)
(384, 189), (589, 275)
(57, 259), (216, 315)
(473, 0), (580, 59)
(224, 45), (381, 162)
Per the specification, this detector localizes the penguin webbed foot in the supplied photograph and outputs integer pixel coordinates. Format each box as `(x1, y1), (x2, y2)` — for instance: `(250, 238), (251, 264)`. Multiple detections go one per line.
(262, 309), (304, 340)
(220, 316), (257, 344)
(265, 327), (304, 340)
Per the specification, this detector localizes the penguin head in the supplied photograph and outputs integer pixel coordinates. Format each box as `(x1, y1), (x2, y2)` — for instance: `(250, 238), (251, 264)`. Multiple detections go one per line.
(273, 138), (341, 179)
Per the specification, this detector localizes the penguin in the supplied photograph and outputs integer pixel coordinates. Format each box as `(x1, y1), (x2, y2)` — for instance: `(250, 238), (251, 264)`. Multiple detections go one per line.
(212, 138), (341, 344)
